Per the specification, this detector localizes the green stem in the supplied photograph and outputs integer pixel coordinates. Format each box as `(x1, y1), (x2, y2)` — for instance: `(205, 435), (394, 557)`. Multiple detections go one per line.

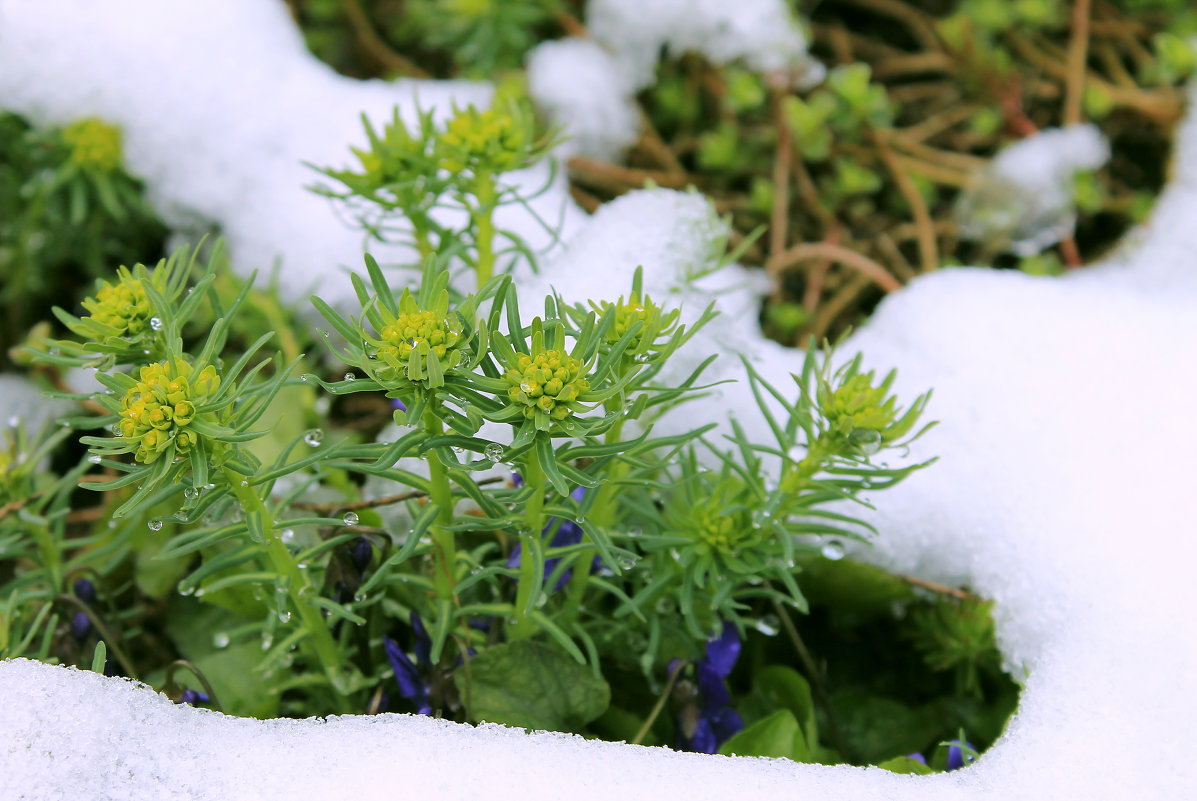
(562, 392), (633, 622)
(510, 443), (547, 640)
(473, 171), (497, 287)
(224, 468), (349, 706)
(422, 404), (457, 602)
(30, 523), (62, 597)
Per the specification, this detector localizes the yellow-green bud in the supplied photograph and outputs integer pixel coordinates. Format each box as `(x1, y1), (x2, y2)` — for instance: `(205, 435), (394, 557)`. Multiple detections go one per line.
(503, 348), (589, 423)
(81, 276), (152, 337)
(118, 358), (218, 464)
(820, 372), (897, 438)
(438, 106), (526, 175)
(62, 118), (124, 172)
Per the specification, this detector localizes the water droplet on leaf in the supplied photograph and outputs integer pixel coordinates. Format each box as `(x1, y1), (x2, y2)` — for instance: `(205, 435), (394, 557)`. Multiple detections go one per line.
(303, 429), (323, 447)
(821, 539), (845, 560)
(484, 443), (505, 463)
(148, 519), (163, 532)
(342, 511), (359, 526)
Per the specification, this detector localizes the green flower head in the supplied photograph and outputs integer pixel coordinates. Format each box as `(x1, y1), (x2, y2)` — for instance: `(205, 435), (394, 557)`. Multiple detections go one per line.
(820, 371), (898, 439)
(437, 103), (537, 175)
(594, 292), (680, 355)
(503, 347), (590, 425)
(81, 268), (153, 338)
(370, 288), (466, 388)
(62, 118), (123, 172)
(118, 358), (220, 464)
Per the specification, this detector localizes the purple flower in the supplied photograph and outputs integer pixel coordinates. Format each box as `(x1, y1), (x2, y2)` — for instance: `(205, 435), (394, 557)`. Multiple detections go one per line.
(350, 537), (373, 571)
(905, 752), (927, 765)
(391, 398), (407, 412)
(946, 740), (975, 771)
(674, 622), (743, 754)
(383, 612), (433, 715)
(179, 689), (210, 706)
(70, 611), (92, 640)
(73, 578), (96, 604)
(506, 486), (591, 591)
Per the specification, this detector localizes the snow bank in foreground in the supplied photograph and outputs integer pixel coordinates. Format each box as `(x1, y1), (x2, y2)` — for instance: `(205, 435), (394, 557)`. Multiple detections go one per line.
(3, 1), (1197, 800)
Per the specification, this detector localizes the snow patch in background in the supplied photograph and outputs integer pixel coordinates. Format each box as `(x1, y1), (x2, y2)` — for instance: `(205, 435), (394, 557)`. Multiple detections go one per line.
(526, 38), (641, 161)
(2, 1), (1197, 800)
(587, 0), (813, 90)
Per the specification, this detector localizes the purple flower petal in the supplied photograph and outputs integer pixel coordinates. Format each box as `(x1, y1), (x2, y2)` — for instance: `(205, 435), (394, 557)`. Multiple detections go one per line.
(704, 622), (740, 678)
(73, 578), (96, 604)
(383, 635), (432, 716)
(410, 611), (431, 668)
(946, 740), (974, 771)
(70, 611), (91, 640)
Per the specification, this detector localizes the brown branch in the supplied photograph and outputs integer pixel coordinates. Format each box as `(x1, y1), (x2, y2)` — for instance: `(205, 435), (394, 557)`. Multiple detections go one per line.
(567, 156), (691, 193)
(871, 51), (955, 80)
(337, 0), (430, 79)
(897, 103), (979, 144)
(768, 88), (793, 272)
(810, 273), (871, 340)
(895, 574), (977, 601)
(873, 130), (939, 274)
(768, 242), (902, 294)
(1064, 0), (1093, 126)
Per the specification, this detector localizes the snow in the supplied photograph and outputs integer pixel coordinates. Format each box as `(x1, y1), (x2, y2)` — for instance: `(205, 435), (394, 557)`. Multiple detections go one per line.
(955, 124), (1111, 255)
(3, 1), (1197, 800)
(526, 38), (641, 161)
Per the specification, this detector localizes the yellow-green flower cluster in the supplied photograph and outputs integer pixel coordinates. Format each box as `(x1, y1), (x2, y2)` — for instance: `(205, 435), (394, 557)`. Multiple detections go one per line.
(438, 106), (528, 175)
(690, 497), (752, 555)
(81, 273), (152, 337)
(503, 349), (589, 422)
(820, 372), (897, 438)
(118, 359), (219, 464)
(62, 118), (123, 172)
(374, 307), (464, 384)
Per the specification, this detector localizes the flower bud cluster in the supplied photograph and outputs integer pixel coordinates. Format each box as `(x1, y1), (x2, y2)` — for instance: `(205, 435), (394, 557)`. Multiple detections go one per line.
(374, 306), (465, 385)
(81, 274), (152, 338)
(118, 359), (219, 464)
(819, 372), (897, 439)
(691, 497), (751, 555)
(438, 105), (532, 175)
(503, 349), (589, 422)
(62, 118), (123, 172)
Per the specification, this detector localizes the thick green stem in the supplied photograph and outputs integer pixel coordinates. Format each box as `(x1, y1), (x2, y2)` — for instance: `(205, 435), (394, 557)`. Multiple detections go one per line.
(472, 171), (497, 287)
(224, 468), (348, 705)
(421, 405), (457, 602)
(563, 398), (628, 621)
(510, 444), (547, 640)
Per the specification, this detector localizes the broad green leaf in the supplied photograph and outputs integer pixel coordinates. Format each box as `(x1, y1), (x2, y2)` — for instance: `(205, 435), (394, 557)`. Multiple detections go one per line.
(718, 708), (810, 762)
(456, 640), (609, 732)
(877, 755), (934, 775)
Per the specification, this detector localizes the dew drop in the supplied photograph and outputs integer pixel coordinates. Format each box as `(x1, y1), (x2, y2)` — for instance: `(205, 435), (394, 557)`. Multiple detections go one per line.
(212, 632), (230, 649)
(261, 633), (274, 651)
(148, 519), (163, 532)
(343, 372), (356, 382)
(149, 317), (163, 331)
(177, 582), (194, 596)
(280, 528), (295, 544)
(303, 429), (324, 447)
(821, 539), (846, 560)
(86, 454), (102, 464)
(183, 487), (199, 499)
(616, 554), (638, 570)
(755, 615), (781, 636)
(239, 480), (249, 487)
(850, 429), (883, 456)
(353, 592), (367, 603)
(342, 511), (359, 526)
(484, 443), (505, 463)
(277, 610), (292, 623)
(299, 374), (309, 382)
